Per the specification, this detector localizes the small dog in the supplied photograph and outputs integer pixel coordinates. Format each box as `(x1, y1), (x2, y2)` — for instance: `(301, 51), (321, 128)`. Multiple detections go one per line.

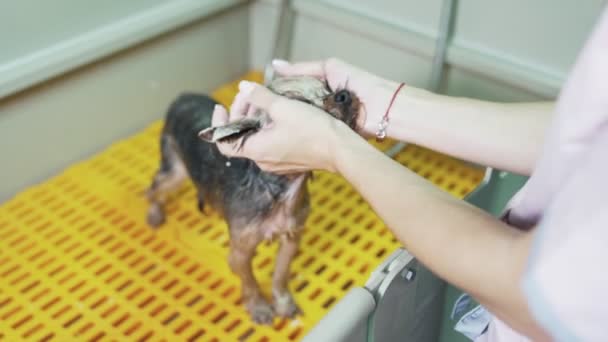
(145, 76), (359, 324)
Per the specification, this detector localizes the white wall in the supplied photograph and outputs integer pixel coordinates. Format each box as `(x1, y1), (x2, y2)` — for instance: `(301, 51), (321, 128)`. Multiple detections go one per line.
(250, 0), (607, 100)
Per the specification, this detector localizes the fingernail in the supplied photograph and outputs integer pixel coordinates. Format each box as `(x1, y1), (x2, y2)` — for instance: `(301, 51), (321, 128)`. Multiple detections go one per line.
(272, 59), (289, 67)
(238, 80), (255, 95)
(214, 104), (223, 111)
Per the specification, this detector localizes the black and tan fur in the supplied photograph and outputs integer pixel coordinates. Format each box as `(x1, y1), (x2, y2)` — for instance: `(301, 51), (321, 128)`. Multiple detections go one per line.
(145, 76), (359, 324)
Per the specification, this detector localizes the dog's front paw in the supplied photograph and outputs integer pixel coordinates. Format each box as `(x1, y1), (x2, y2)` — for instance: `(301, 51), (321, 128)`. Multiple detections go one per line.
(248, 299), (275, 325)
(273, 292), (301, 318)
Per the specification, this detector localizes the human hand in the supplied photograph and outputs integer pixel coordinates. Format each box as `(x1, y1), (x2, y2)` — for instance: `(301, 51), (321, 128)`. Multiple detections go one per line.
(210, 80), (354, 174)
(271, 58), (399, 138)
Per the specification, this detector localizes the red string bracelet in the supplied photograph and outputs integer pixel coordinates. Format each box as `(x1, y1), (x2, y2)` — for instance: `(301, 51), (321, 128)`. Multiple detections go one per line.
(376, 82), (406, 142)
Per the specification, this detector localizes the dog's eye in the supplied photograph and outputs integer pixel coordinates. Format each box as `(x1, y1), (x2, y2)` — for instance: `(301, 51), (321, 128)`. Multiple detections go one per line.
(334, 90), (351, 105)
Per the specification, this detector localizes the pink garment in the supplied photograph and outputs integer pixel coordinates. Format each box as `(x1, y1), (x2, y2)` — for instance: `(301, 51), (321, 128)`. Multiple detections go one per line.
(476, 5), (608, 342)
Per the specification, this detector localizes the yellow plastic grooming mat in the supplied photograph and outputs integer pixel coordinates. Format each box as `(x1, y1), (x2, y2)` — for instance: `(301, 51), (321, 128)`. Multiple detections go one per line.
(0, 71), (484, 342)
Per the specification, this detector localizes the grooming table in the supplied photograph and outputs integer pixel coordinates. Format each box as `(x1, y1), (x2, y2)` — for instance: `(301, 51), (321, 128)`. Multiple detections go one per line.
(0, 71), (484, 342)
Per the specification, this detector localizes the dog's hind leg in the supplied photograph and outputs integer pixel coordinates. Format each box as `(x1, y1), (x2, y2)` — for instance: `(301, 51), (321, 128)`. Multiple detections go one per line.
(145, 134), (188, 227)
(272, 231), (302, 318)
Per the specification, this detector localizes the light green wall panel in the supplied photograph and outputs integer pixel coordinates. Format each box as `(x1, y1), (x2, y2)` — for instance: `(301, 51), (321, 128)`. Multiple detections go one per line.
(0, 7), (250, 201)
(0, 0), (166, 64)
(0, 0), (245, 99)
(441, 65), (544, 102)
(454, 0), (606, 76)
(322, 0), (443, 36)
(290, 15), (434, 90)
(253, 0), (606, 99)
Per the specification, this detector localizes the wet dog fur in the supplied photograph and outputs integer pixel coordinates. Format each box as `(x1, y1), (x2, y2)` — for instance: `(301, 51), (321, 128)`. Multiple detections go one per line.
(145, 76), (359, 324)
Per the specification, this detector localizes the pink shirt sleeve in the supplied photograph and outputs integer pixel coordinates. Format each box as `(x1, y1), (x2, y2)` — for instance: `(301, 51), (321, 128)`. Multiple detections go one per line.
(522, 130), (608, 341)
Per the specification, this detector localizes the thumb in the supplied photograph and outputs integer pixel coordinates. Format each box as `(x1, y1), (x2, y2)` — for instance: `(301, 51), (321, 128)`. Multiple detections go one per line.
(236, 80), (282, 113)
(211, 104), (229, 126)
(272, 59), (326, 78)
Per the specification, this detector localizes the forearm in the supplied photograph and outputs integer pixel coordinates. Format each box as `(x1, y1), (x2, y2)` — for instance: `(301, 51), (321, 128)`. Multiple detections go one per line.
(380, 81), (554, 175)
(331, 124), (548, 339)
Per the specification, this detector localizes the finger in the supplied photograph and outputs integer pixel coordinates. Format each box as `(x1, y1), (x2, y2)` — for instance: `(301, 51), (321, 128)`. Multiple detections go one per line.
(275, 167), (310, 175)
(255, 162), (296, 175)
(254, 161), (274, 171)
(228, 92), (251, 122)
(216, 139), (241, 158)
(237, 81), (281, 112)
(255, 161), (312, 175)
(245, 104), (258, 118)
(272, 59), (326, 78)
(211, 104), (229, 126)
(272, 167), (312, 175)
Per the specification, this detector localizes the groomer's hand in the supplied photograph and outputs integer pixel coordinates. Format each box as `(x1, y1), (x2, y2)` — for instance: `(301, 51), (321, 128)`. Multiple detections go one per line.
(212, 80), (357, 174)
(271, 58), (399, 137)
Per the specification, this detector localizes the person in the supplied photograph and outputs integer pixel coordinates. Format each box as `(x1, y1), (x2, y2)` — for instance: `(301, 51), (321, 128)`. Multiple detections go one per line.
(211, 6), (608, 342)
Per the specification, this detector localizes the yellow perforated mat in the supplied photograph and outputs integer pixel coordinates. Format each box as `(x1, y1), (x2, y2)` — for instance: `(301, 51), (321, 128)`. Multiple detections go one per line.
(0, 71), (484, 342)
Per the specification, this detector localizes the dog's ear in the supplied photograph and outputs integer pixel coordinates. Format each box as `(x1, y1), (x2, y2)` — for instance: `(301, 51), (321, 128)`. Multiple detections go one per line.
(198, 119), (262, 143)
(197, 126), (216, 142)
(323, 89), (360, 130)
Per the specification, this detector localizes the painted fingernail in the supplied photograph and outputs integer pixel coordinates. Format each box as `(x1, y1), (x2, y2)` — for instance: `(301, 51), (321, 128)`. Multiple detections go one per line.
(272, 59), (289, 67)
(238, 80), (255, 95)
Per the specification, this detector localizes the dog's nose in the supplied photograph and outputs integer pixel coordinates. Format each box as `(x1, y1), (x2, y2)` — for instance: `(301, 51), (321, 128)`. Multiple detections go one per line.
(334, 90), (351, 105)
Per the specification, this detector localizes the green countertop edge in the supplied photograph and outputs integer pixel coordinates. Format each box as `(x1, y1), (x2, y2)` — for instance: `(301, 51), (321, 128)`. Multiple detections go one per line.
(438, 170), (528, 342)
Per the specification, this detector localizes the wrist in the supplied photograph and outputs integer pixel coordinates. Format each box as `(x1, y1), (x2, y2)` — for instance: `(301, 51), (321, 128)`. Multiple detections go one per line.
(363, 77), (414, 139)
(376, 82), (439, 143)
(329, 120), (375, 174)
